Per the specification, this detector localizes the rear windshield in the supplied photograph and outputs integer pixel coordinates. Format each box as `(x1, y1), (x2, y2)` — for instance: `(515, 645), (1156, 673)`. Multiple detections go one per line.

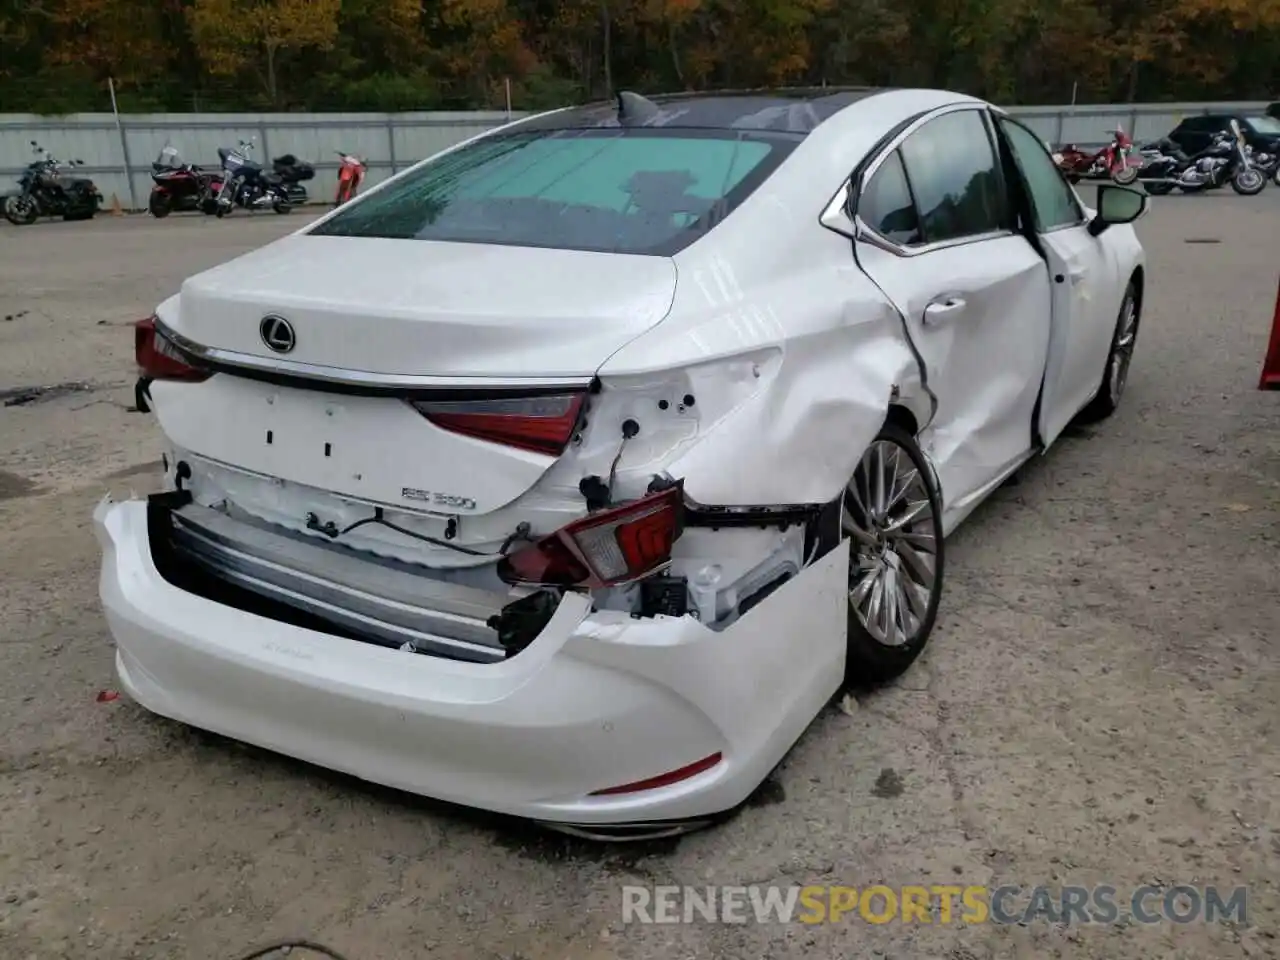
(309, 128), (796, 256)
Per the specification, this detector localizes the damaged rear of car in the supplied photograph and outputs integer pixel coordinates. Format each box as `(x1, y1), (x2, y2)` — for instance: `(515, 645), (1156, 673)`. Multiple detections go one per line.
(97, 90), (939, 838)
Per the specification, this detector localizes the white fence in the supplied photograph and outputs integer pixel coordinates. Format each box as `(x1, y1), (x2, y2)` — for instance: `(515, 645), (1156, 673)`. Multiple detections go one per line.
(1, 101), (1271, 209)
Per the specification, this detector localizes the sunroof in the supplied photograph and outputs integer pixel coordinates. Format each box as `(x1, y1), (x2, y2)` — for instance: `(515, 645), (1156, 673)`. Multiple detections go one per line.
(510, 87), (893, 135)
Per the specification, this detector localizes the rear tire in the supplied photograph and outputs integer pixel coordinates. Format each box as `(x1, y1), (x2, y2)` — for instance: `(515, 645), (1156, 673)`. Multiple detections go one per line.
(1078, 280), (1139, 423)
(1144, 182), (1173, 196)
(149, 192), (172, 218)
(272, 199), (291, 214)
(841, 422), (945, 686)
(1112, 166), (1139, 185)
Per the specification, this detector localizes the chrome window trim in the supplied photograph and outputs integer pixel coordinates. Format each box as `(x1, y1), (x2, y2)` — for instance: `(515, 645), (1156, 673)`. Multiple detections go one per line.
(152, 315), (596, 393)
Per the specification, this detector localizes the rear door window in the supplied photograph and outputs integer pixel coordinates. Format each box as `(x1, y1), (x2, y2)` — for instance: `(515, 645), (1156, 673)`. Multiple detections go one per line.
(897, 110), (1013, 245)
(310, 128), (796, 256)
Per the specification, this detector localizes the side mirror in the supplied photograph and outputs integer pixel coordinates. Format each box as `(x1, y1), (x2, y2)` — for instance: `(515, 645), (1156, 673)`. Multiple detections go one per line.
(1088, 185), (1148, 237)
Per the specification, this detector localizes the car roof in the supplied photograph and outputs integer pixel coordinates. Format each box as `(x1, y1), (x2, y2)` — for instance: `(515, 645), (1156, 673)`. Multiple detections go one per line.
(506, 88), (896, 136)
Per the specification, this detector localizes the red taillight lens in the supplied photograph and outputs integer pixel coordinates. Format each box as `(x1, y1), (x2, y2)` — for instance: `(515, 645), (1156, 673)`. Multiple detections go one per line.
(135, 316), (210, 382)
(498, 485), (684, 588)
(411, 392), (586, 456)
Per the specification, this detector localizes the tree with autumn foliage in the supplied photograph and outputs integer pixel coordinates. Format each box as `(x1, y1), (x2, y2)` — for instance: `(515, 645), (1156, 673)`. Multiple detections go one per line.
(186, 0), (342, 105)
(0, 0), (1275, 113)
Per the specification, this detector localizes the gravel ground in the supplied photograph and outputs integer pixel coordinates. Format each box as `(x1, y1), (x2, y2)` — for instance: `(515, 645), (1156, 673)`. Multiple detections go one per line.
(1, 192), (1278, 960)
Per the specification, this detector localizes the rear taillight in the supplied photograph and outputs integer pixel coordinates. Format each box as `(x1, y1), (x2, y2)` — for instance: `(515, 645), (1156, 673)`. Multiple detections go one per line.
(135, 316), (210, 382)
(410, 392), (586, 456)
(498, 485), (684, 588)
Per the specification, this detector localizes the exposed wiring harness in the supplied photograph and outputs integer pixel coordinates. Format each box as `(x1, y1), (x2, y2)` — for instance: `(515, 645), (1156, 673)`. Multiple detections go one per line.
(231, 940), (351, 960)
(305, 507), (534, 558)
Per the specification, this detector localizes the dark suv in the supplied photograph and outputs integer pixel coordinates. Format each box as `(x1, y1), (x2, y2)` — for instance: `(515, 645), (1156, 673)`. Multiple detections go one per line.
(1164, 112), (1280, 155)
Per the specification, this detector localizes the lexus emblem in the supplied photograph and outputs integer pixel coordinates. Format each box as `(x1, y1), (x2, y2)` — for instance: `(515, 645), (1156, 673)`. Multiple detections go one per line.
(259, 314), (296, 353)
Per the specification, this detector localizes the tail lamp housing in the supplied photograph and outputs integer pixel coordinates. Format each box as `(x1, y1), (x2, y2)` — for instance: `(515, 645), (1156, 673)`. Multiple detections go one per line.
(135, 316), (210, 382)
(411, 392), (586, 457)
(498, 484), (685, 589)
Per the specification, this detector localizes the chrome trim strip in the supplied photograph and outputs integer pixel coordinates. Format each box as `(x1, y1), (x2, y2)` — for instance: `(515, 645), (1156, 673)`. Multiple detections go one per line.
(153, 316), (596, 394)
(818, 181), (855, 238)
(854, 221), (1017, 259)
(169, 502), (512, 663)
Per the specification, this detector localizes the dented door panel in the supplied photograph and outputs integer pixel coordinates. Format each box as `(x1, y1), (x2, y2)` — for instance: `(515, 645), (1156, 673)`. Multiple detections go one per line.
(854, 234), (1052, 527)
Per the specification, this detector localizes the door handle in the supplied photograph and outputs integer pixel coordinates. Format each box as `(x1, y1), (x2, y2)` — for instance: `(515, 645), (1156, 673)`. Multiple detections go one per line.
(1069, 270), (1087, 286)
(923, 296), (966, 325)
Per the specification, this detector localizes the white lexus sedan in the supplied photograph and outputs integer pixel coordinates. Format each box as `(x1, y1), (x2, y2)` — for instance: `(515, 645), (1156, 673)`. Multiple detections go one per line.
(96, 87), (1147, 840)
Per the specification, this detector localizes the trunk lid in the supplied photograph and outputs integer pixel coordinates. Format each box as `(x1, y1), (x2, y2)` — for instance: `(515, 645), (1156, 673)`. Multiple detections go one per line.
(172, 235), (678, 378)
(153, 236), (677, 526)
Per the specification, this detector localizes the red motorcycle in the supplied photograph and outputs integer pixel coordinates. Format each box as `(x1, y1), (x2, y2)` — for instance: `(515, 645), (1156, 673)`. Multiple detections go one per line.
(1053, 127), (1140, 185)
(148, 147), (224, 218)
(334, 151), (367, 205)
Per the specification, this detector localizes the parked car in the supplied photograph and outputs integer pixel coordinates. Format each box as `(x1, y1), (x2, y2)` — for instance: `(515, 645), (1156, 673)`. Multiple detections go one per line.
(98, 87), (1147, 840)
(1163, 112), (1280, 156)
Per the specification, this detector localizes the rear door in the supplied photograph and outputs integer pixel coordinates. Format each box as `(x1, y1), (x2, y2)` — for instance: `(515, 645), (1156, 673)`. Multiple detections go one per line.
(852, 107), (1052, 524)
(994, 115), (1117, 447)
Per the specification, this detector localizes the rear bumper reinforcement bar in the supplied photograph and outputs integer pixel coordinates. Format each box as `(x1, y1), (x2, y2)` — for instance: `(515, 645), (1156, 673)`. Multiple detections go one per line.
(157, 497), (512, 663)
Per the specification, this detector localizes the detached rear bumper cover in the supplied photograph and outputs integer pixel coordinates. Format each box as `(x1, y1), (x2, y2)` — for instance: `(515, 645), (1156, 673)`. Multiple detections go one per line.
(94, 497), (847, 825)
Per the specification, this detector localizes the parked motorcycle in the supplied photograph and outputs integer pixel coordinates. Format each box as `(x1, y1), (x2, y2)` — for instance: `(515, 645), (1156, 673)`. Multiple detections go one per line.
(211, 138), (291, 217)
(1054, 127), (1140, 185)
(1247, 144), (1280, 186)
(334, 150), (367, 205)
(1138, 120), (1266, 196)
(3, 140), (102, 226)
(271, 153), (315, 205)
(149, 145), (225, 218)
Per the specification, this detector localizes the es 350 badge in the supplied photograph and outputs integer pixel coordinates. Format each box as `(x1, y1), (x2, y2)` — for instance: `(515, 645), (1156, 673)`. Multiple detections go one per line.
(401, 487), (478, 511)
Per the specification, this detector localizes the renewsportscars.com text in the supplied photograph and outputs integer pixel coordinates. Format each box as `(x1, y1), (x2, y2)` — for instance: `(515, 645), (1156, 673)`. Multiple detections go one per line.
(621, 884), (1248, 926)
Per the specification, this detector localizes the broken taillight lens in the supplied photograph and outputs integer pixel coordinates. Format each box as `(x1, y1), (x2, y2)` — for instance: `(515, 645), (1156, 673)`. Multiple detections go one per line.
(410, 392), (586, 456)
(497, 485), (684, 588)
(135, 316), (210, 382)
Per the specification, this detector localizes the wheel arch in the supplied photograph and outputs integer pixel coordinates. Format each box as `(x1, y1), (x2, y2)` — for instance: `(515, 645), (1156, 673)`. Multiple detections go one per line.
(886, 403), (919, 438)
(1129, 265), (1145, 316)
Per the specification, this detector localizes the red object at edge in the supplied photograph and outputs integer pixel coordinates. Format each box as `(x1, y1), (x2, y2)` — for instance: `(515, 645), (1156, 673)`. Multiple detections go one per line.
(96, 690), (120, 703)
(1261, 275), (1280, 391)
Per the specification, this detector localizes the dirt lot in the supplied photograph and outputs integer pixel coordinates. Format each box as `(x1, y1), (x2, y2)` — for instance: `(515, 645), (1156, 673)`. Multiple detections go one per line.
(1, 194), (1279, 960)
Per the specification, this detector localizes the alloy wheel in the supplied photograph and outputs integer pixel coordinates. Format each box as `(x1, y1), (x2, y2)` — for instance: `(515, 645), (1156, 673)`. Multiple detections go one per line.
(5, 195), (37, 224)
(1234, 169), (1265, 194)
(1109, 293), (1138, 401)
(842, 440), (940, 648)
